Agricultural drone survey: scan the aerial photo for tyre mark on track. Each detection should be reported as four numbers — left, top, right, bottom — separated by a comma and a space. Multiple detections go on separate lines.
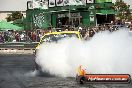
6, 68, 27, 88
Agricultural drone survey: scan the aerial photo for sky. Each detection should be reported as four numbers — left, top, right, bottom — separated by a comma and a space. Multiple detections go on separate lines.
0, 0, 132, 11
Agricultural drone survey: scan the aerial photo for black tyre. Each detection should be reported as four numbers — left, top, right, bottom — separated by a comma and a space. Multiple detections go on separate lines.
79, 76, 86, 84
76, 75, 86, 84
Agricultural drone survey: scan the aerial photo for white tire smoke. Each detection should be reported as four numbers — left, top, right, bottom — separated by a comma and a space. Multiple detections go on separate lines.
36, 30, 132, 77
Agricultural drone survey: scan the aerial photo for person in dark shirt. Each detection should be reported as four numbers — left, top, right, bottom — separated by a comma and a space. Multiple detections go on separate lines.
74, 19, 79, 27
89, 29, 95, 37
57, 20, 62, 28
0, 33, 4, 43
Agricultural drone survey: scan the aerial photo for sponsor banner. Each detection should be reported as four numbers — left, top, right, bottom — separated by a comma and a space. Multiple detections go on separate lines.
81, 0, 86, 5
64, 0, 83, 6
57, 12, 80, 18
87, 0, 94, 3
90, 15, 95, 22
63, 0, 69, 6
32, 0, 40, 8
85, 74, 131, 83
56, 0, 64, 6
49, 0, 55, 7
58, 13, 68, 18
96, 0, 112, 3
27, 1, 33, 9
32, 0, 48, 9
89, 5, 95, 9
33, 12, 50, 28
70, 12, 80, 17
40, 0, 48, 9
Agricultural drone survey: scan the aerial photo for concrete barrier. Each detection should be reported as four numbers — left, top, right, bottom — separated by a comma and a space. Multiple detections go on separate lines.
0, 42, 39, 48
0, 42, 38, 54
0, 48, 35, 55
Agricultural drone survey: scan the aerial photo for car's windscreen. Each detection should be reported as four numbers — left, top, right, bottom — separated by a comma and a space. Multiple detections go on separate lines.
40, 33, 78, 43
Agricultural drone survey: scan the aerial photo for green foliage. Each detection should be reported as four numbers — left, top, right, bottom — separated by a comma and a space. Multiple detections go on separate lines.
114, 0, 131, 20
6, 11, 23, 22
114, 0, 131, 21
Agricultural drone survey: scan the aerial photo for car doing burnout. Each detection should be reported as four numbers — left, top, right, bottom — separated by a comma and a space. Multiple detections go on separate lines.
34, 31, 81, 75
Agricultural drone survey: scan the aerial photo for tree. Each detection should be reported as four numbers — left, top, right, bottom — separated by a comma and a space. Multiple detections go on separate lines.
6, 11, 23, 22
114, 0, 131, 21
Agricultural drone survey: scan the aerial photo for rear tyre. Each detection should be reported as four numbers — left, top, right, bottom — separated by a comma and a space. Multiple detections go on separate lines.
79, 77, 85, 84
76, 75, 86, 84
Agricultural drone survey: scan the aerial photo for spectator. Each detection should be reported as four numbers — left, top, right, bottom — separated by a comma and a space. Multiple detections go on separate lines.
4, 32, 8, 42
32, 32, 36, 42
74, 19, 79, 27
20, 32, 25, 42
57, 20, 62, 28
0, 33, 4, 43
15, 33, 20, 42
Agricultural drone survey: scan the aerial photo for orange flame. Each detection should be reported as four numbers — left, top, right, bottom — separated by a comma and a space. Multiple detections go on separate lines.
77, 65, 86, 76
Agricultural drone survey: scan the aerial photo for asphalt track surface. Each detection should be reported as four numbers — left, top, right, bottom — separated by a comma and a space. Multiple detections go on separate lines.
0, 55, 132, 88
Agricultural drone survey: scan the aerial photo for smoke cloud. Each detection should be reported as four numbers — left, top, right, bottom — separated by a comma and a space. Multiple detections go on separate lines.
36, 29, 132, 77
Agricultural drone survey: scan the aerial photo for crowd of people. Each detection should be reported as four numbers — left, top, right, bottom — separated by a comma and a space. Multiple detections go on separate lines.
0, 23, 130, 43
0, 30, 48, 43
79, 24, 128, 40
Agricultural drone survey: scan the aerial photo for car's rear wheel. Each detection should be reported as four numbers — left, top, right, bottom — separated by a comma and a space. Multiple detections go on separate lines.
76, 75, 86, 84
